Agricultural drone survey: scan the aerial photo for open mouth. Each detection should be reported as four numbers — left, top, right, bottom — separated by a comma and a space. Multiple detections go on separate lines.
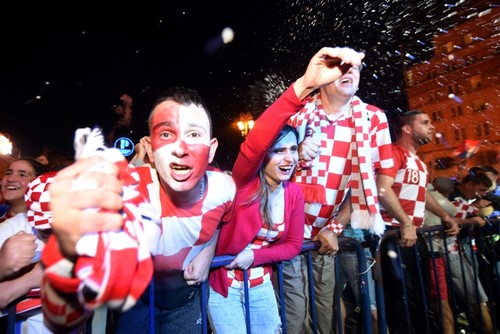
279, 165, 294, 173
170, 163, 192, 176
5, 185, 20, 190
340, 77, 353, 84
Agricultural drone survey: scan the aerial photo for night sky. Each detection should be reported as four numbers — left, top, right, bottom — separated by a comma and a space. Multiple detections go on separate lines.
0, 0, 492, 168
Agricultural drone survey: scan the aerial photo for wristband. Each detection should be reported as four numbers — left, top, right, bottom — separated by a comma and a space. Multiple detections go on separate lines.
327, 220, 345, 236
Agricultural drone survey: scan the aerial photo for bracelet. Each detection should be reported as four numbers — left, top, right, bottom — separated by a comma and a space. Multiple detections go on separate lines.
297, 159, 313, 171
327, 220, 345, 236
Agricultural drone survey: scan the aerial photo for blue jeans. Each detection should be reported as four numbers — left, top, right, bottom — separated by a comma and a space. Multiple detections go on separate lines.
208, 280, 282, 334
111, 285, 203, 334
337, 247, 377, 311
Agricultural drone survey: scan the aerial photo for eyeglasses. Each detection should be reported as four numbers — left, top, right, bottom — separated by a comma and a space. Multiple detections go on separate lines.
352, 63, 364, 72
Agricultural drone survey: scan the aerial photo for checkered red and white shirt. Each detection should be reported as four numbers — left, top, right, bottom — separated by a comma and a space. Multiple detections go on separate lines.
227, 222, 285, 288
448, 195, 478, 253
289, 94, 393, 238
136, 165, 235, 287
451, 196, 478, 219
379, 144, 428, 227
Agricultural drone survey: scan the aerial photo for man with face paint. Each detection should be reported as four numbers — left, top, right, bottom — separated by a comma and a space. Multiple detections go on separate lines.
41, 87, 236, 333
111, 87, 236, 333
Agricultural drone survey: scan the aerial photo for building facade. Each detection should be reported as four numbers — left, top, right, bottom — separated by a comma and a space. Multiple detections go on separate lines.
405, 5, 500, 180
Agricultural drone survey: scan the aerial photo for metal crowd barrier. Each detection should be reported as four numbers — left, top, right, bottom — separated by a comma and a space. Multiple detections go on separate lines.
6, 220, 500, 334
380, 221, 499, 334
203, 237, 375, 334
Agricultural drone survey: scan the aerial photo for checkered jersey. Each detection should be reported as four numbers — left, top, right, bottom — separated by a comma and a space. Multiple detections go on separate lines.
289, 94, 393, 238
228, 222, 285, 289
379, 144, 428, 227
136, 165, 235, 284
25, 171, 58, 229
451, 196, 478, 219
448, 196, 478, 254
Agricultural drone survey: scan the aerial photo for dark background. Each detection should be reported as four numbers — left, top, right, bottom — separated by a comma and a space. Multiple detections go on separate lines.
0, 0, 486, 169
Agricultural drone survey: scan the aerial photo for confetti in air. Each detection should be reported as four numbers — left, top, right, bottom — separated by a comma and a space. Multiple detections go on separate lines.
239, 0, 497, 123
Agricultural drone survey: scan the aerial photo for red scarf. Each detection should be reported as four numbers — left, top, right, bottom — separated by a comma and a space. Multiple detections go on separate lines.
33, 128, 160, 332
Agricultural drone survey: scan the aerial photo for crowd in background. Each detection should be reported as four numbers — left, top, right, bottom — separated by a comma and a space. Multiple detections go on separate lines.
0, 46, 499, 334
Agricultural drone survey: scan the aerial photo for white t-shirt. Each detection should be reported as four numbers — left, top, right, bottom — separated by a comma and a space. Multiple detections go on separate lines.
0, 212, 44, 259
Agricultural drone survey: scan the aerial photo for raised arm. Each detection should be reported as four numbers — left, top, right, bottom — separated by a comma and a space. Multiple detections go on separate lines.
293, 47, 365, 100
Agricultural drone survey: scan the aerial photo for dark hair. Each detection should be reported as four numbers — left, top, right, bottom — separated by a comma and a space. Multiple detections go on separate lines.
393, 110, 427, 137
274, 124, 299, 145
470, 166, 499, 176
461, 172, 492, 188
37, 149, 74, 171
15, 158, 48, 177
148, 86, 213, 137
253, 124, 299, 229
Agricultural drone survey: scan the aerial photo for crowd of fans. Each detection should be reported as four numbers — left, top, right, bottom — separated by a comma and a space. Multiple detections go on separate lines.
0, 46, 499, 334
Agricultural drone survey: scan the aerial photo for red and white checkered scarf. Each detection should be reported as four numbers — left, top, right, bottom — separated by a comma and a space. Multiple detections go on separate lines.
293, 96, 386, 235
350, 98, 385, 235
31, 128, 160, 331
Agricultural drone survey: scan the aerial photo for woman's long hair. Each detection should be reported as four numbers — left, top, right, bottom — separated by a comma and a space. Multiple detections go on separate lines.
248, 124, 299, 230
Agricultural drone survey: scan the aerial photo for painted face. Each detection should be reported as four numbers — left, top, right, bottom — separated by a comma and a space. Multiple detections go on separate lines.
1, 160, 37, 203
262, 132, 299, 190
149, 100, 217, 196
411, 113, 435, 144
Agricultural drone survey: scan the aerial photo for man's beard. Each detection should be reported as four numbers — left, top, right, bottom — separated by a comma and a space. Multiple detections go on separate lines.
414, 132, 431, 145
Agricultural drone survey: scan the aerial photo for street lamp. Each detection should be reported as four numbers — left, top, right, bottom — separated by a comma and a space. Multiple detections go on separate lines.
237, 112, 254, 137
0, 133, 12, 155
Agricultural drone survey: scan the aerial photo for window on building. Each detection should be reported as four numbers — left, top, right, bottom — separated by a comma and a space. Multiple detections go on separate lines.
463, 33, 473, 45
432, 110, 444, 122
450, 106, 463, 117
454, 127, 466, 142
475, 122, 490, 138
470, 74, 482, 90
447, 84, 461, 95
406, 70, 413, 86
483, 122, 490, 136
476, 124, 482, 137
466, 54, 478, 65
471, 99, 487, 112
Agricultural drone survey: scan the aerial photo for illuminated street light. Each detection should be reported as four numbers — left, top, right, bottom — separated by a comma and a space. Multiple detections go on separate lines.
0, 133, 12, 155
237, 112, 254, 137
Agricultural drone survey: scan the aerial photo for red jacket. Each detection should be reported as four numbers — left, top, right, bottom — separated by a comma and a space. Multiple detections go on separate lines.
209, 84, 305, 297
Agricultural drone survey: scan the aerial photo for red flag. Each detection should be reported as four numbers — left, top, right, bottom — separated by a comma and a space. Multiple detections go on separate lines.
453, 139, 482, 159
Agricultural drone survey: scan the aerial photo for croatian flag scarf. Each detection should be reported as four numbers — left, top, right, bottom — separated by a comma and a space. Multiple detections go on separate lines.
350, 98, 385, 236
29, 127, 160, 332
295, 95, 385, 235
